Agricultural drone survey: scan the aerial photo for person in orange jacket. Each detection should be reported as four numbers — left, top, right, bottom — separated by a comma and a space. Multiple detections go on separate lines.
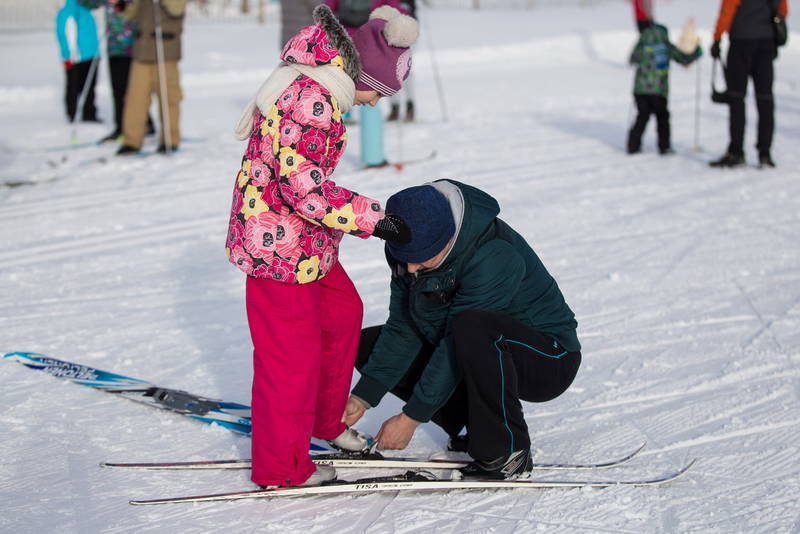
709, 0, 789, 168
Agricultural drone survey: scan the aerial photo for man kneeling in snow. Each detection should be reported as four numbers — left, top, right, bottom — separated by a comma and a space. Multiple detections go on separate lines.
342, 180, 582, 480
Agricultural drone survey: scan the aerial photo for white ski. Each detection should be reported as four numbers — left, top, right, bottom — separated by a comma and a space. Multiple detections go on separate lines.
128, 460, 696, 506
102, 443, 645, 471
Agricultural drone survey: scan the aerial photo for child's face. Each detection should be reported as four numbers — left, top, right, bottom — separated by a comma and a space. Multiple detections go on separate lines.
354, 89, 381, 107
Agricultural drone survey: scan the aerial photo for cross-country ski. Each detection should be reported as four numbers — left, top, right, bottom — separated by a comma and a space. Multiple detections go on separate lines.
128, 461, 696, 505
2, 351, 330, 452
101, 443, 645, 471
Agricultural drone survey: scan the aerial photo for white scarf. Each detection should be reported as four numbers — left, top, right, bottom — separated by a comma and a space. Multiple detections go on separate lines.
234, 63, 355, 140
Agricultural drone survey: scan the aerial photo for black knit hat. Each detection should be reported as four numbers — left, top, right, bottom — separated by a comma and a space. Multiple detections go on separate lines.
386, 185, 455, 264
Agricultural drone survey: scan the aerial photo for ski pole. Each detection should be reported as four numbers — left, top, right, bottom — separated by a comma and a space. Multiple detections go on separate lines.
693, 55, 702, 152
70, 7, 107, 145
420, 7, 447, 123
153, 0, 173, 153
71, 51, 102, 144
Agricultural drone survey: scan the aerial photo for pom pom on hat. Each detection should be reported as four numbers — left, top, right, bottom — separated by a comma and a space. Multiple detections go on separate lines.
370, 6, 419, 47
352, 7, 419, 97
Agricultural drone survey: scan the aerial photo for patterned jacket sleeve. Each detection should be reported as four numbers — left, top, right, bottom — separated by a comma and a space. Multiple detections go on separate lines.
272, 83, 384, 238
669, 41, 700, 66
629, 37, 645, 65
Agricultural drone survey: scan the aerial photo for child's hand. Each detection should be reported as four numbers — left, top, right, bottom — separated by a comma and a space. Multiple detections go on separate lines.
341, 395, 367, 426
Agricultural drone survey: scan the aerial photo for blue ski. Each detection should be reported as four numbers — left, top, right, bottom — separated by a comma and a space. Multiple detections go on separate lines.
3, 352, 332, 452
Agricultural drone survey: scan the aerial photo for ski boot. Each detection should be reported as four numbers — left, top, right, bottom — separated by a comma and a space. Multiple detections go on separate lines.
709, 152, 746, 168
327, 427, 373, 454
460, 449, 533, 480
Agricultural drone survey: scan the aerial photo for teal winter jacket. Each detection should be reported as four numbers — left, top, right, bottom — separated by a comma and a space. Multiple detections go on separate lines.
56, 0, 100, 62
352, 180, 580, 423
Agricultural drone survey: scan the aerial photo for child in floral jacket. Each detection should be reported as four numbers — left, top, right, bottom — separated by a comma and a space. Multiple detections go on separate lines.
227, 5, 417, 488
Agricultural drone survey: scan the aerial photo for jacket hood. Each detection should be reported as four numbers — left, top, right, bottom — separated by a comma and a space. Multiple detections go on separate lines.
280, 5, 361, 81
433, 179, 500, 266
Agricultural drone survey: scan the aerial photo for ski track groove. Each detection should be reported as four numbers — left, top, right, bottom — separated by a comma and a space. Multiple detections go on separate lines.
0, 215, 221, 269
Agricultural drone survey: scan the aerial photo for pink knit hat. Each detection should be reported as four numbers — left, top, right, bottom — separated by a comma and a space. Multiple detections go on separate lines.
351, 7, 419, 97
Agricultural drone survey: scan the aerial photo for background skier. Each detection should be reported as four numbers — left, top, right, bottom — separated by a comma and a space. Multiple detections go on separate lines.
79, 0, 155, 143
709, 0, 789, 168
279, 0, 321, 48
342, 180, 582, 480
55, 0, 101, 123
388, 0, 416, 122
324, 0, 406, 167
117, 0, 185, 155
627, 17, 702, 155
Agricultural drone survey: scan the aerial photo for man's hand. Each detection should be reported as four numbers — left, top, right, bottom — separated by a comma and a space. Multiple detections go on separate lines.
341, 395, 367, 427
63, 60, 74, 71
375, 413, 420, 450
711, 40, 721, 59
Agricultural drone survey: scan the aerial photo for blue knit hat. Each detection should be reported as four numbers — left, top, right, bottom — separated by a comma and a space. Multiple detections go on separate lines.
386, 185, 455, 264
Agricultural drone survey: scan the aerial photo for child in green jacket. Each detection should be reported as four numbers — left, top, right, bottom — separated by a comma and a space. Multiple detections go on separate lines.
627, 19, 702, 155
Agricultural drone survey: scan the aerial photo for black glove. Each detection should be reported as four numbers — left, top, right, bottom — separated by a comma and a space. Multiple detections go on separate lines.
711, 40, 721, 59
373, 214, 411, 243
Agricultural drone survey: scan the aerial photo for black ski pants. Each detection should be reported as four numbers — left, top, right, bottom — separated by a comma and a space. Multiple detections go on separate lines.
109, 56, 154, 136
627, 94, 670, 153
725, 38, 776, 157
356, 309, 581, 461
64, 59, 98, 122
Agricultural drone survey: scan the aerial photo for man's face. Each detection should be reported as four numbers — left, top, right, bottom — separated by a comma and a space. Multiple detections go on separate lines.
406, 246, 450, 274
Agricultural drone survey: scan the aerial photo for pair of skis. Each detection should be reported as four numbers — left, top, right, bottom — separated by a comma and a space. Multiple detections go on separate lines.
104, 445, 696, 506
4, 352, 696, 504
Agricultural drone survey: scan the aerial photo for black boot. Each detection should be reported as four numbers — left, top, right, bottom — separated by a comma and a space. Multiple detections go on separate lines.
99, 130, 121, 143
404, 101, 415, 122
116, 144, 139, 155
157, 143, 179, 154
460, 449, 532, 480
758, 152, 776, 169
387, 103, 400, 122
709, 152, 746, 168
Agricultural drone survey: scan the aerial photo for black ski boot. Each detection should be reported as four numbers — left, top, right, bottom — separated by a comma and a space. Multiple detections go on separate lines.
709, 152, 746, 168
460, 449, 533, 480
116, 144, 140, 156
758, 153, 776, 168
404, 101, 415, 122
387, 103, 400, 121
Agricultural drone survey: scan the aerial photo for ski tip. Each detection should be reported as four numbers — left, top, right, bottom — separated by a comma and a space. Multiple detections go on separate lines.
680, 458, 698, 474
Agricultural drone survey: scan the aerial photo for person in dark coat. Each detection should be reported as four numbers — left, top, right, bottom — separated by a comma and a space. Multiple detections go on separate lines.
709, 0, 789, 168
342, 180, 582, 480
280, 0, 321, 48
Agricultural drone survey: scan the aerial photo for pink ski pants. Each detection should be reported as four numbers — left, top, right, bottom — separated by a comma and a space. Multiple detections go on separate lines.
245, 261, 363, 486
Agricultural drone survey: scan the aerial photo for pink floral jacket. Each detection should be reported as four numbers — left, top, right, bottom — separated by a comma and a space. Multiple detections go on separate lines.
226, 24, 383, 284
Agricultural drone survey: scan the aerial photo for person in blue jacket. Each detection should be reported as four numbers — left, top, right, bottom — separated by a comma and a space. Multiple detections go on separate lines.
56, 0, 101, 122
341, 180, 582, 480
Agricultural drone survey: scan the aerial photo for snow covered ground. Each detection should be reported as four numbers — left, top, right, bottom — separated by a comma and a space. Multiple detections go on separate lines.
1, 1, 799, 532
